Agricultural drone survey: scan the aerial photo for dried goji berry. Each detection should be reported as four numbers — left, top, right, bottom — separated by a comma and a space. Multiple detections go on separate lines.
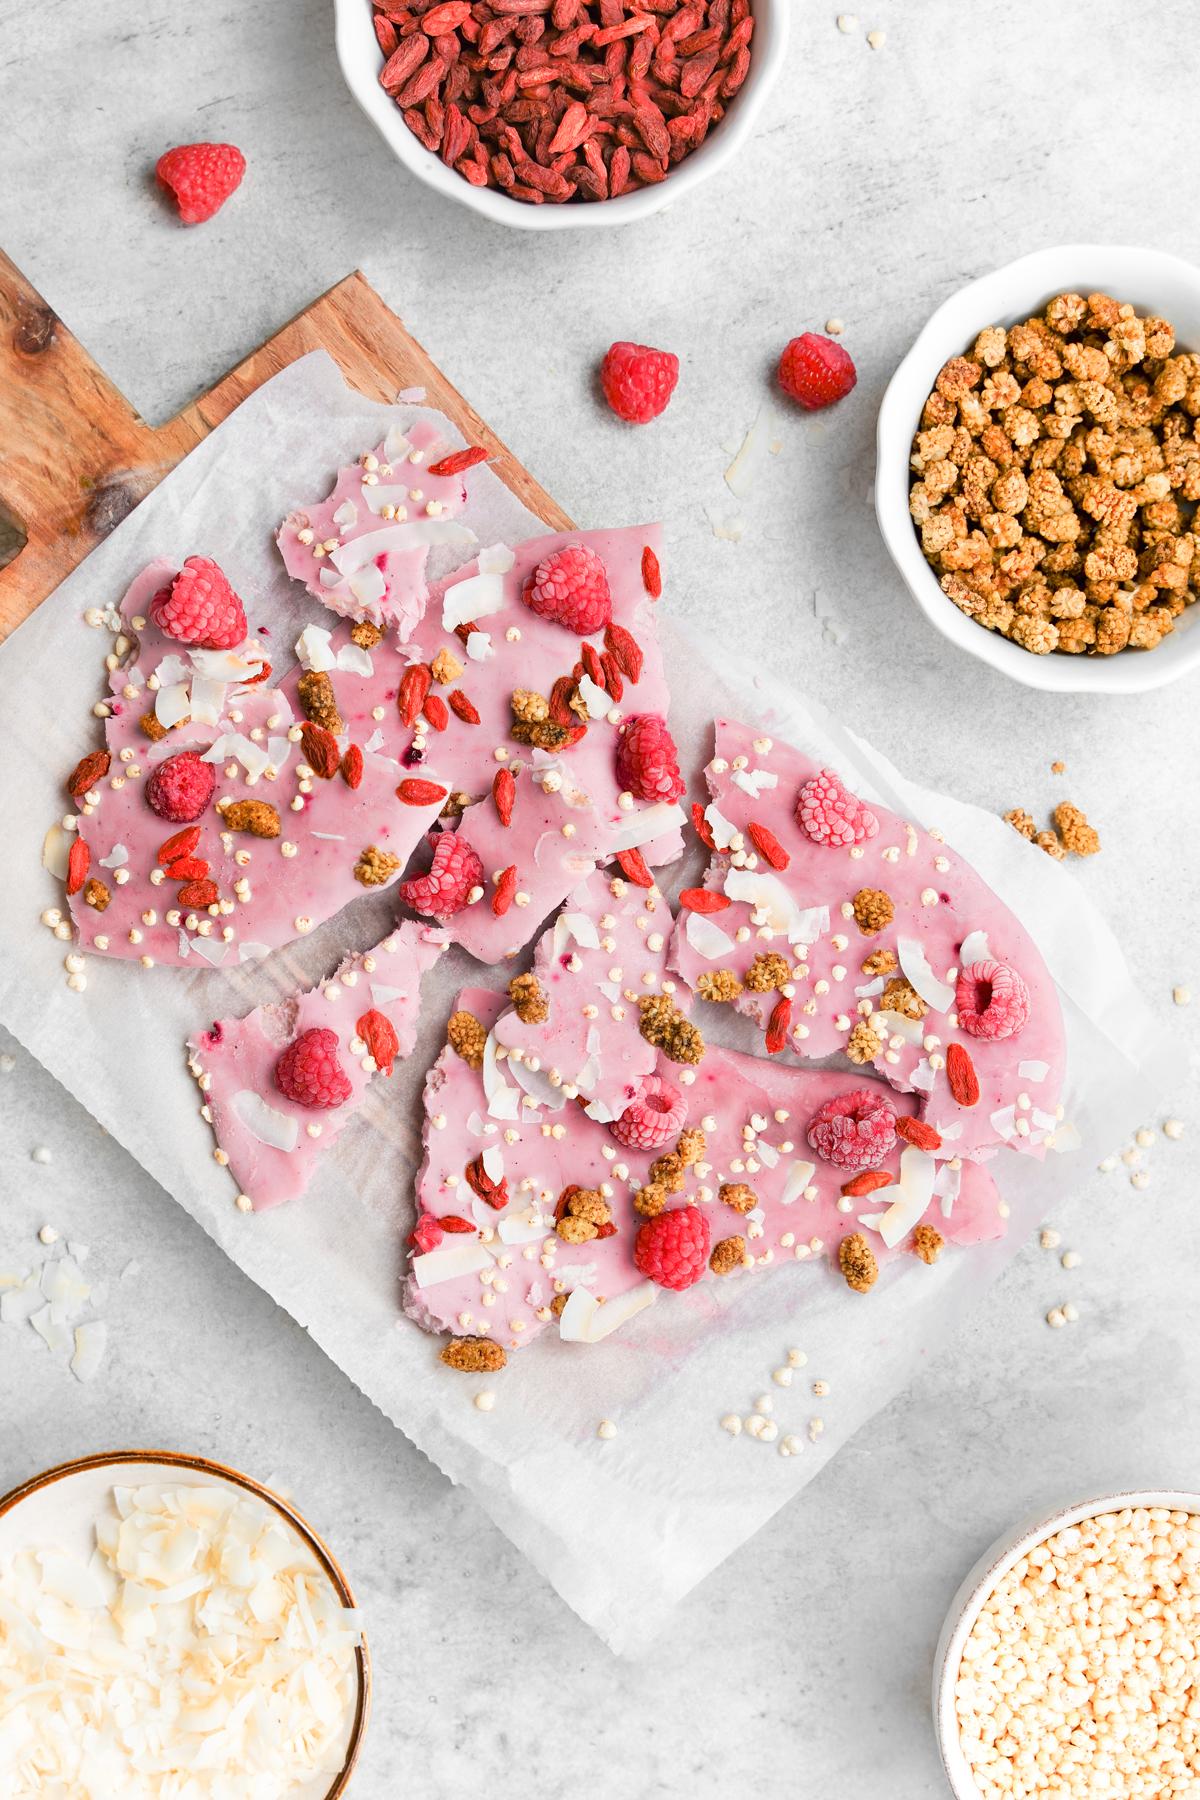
158, 826, 201, 867
67, 750, 110, 798
399, 663, 432, 728
764, 996, 791, 1054
178, 879, 219, 908
895, 1116, 942, 1152
604, 621, 643, 682
341, 744, 364, 789
427, 445, 490, 477
423, 692, 450, 732
641, 544, 662, 596
300, 722, 340, 779
448, 688, 481, 724
691, 800, 715, 851
840, 1169, 894, 1199
678, 887, 729, 913
438, 1214, 477, 1233
616, 847, 653, 887
357, 1007, 400, 1075
946, 1042, 980, 1107
66, 837, 89, 896
167, 856, 210, 882
493, 765, 516, 825
397, 777, 450, 806
492, 864, 518, 915
747, 821, 790, 871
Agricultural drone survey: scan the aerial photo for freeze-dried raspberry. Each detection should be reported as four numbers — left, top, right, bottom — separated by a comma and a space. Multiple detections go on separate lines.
600, 341, 680, 424
634, 1206, 711, 1291
145, 751, 216, 823
156, 142, 246, 225
148, 556, 247, 648
955, 959, 1031, 1041
410, 1212, 444, 1254
399, 832, 483, 920
524, 543, 612, 634
795, 768, 879, 848
614, 713, 684, 804
777, 333, 857, 411
807, 1087, 896, 1170
610, 1073, 687, 1152
275, 1027, 353, 1109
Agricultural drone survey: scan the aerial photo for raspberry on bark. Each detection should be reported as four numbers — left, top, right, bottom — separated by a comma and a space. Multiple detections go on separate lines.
145, 752, 216, 824
807, 1088, 896, 1170
148, 557, 247, 649
275, 1028, 353, 1109
634, 1206, 711, 1291
610, 1073, 687, 1152
398, 832, 484, 921
614, 713, 684, 804
523, 544, 612, 634
795, 768, 879, 848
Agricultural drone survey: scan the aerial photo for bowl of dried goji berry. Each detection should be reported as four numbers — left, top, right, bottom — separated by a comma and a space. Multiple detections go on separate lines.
335, 0, 788, 228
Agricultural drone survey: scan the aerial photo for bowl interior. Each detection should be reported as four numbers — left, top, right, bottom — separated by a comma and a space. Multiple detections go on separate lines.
934, 1487, 1200, 1800
0, 1450, 369, 1799
335, 0, 788, 230
877, 245, 1200, 693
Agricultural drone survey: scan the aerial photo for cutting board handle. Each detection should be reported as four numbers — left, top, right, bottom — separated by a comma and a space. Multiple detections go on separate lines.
0, 254, 569, 643
0, 250, 161, 636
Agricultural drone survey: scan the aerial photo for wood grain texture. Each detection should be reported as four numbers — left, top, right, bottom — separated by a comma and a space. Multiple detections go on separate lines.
0, 253, 571, 641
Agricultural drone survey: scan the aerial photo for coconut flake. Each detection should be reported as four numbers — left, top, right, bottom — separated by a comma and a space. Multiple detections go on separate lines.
897, 937, 955, 1013
553, 910, 602, 957
781, 1159, 816, 1205
481, 1144, 505, 1183
557, 1287, 600, 1341
333, 500, 358, 531
465, 630, 492, 661
1018, 1059, 1049, 1082
609, 801, 685, 854
98, 844, 129, 870
412, 1240, 494, 1288
41, 824, 72, 880
585, 1282, 658, 1342
577, 673, 610, 718
731, 767, 778, 799
959, 929, 992, 965
497, 1213, 548, 1245
361, 483, 412, 518
704, 803, 738, 849
990, 1105, 1017, 1141
231, 1091, 300, 1154
154, 682, 191, 729
331, 520, 476, 577
294, 625, 337, 672
724, 400, 775, 499
934, 1159, 962, 1217
910, 1057, 936, 1094
336, 642, 374, 677
874, 1147, 936, 1247
877, 1009, 925, 1044
384, 423, 412, 459
70, 1319, 108, 1383
188, 676, 227, 727
1046, 1120, 1082, 1153
482, 1033, 521, 1120
686, 910, 735, 960
348, 563, 387, 611
238, 942, 271, 962
190, 936, 231, 968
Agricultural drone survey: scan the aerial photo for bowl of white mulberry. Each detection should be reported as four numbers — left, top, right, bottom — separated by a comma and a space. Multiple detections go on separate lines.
876, 246, 1200, 693
934, 1491, 1200, 1800
334, 0, 788, 229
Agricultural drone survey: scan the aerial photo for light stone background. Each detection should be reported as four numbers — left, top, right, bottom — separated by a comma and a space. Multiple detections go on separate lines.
3, 1, 1200, 1794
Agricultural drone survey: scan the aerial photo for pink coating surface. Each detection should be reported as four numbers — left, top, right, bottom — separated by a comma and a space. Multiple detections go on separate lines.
64, 564, 446, 970
278, 521, 683, 964
276, 419, 474, 631
670, 720, 1069, 1163
188, 922, 445, 1210
401, 876, 1003, 1354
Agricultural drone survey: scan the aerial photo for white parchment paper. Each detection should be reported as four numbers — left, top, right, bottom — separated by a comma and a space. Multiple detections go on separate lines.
0, 355, 1174, 1654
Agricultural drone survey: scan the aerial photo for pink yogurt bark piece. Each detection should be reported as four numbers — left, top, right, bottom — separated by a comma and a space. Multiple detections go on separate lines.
403, 524, 684, 961
58, 562, 449, 970
401, 881, 1002, 1357
278, 523, 684, 964
276, 418, 477, 634
188, 922, 445, 1210
670, 720, 1068, 1164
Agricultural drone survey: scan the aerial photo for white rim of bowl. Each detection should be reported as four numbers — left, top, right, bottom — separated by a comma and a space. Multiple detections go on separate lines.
334, 0, 790, 231
933, 1486, 1200, 1800
876, 243, 1200, 694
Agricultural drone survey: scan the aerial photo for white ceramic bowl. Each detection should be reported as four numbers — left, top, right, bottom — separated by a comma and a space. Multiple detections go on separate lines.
334, 0, 788, 231
933, 1487, 1200, 1798
876, 245, 1200, 694
0, 1449, 371, 1798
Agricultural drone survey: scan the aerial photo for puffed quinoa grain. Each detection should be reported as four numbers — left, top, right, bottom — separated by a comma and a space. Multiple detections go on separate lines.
912, 293, 1200, 657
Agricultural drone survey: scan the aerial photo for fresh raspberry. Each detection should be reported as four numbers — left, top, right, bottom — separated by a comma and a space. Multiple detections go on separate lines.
777, 333, 857, 411
634, 1206, 711, 1290
524, 543, 612, 635
614, 713, 685, 804
795, 768, 879, 848
398, 831, 483, 920
275, 1027, 353, 1110
145, 751, 216, 823
807, 1087, 896, 1170
955, 959, 1031, 1041
149, 557, 247, 649
600, 341, 680, 424
156, 142, 246, 225
610, 1074, 687, 1152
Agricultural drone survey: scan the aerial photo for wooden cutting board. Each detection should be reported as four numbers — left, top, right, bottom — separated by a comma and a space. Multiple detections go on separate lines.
0, 251, 571, 642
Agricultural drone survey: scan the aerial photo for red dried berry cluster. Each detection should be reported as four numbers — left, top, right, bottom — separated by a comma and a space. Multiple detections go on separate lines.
371, 0, 754, 205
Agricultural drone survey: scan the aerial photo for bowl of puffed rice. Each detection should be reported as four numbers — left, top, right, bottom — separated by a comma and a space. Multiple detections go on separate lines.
933, 1490, 1200, 1800
877, 245, 1200, 694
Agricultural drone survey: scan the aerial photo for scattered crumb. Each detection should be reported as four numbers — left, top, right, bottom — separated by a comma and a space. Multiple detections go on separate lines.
866, 27, 885, 48
0, 1053, 15, 1074
826, 317, 845, 336
1173, 985, 1191, 1006
836, 12, 858, 31
1039, 1227, 1061, 1250
441, 1336, 507, 1373
1163, 1117, 1184, 1140
911, 1222, 944, 1264
1051, 760, 1065, 774
1053, 802, 1101, 857
597, 1418, 617, 1440
1061, 1250, 1081, 1270
838, 1231, 878, 1293
473, 1389, 497, 1411
31, 1146, 52, 1166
